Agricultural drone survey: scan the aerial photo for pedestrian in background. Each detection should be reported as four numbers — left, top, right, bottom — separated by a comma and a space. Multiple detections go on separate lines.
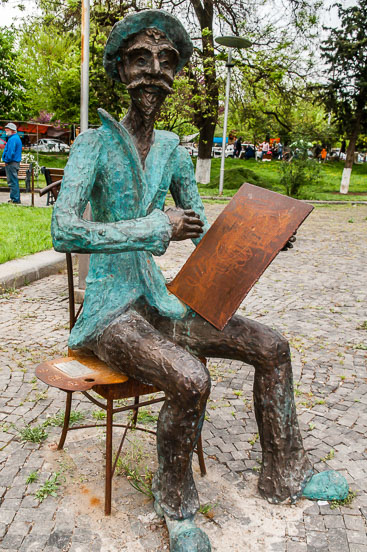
320, 147, 327, 163
2, 123, 22, 204
234, 136, 242, 158
261, 140, 270, 160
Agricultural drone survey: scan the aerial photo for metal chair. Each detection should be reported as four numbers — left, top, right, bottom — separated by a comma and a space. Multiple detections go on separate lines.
36, 181, 207, 515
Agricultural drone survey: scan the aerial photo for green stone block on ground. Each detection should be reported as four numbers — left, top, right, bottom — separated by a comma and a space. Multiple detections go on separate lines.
302, 470, 349, 501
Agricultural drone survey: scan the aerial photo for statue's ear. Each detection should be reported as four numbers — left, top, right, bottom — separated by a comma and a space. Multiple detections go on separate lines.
117, 60, 127, 84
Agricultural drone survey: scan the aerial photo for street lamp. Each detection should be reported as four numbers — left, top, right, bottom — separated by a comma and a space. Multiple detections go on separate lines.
215, 36, 251, 195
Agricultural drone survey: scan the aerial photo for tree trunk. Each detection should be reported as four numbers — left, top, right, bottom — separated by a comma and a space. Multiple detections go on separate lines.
340, 110, 362, 194
195, 116, 216, 183
191, 0, 218, 185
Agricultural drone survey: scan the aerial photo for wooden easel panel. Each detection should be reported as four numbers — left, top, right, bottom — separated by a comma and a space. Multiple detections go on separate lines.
168, 182, 313, 330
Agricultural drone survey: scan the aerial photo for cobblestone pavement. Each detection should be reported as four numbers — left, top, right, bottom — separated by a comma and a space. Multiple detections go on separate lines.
0, 204, 367, 552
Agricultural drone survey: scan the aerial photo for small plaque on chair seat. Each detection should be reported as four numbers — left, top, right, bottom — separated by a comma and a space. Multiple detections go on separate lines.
54, 360, 96, 378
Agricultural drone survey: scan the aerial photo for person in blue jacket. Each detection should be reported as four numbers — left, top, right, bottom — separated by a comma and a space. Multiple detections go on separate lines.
2, 122, 22, 204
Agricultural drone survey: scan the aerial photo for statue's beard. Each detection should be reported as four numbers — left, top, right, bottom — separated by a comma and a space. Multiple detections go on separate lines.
129, 86, 168, 122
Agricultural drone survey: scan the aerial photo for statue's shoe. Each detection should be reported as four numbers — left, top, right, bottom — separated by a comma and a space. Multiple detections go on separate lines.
154, 501, 211, 552
302, 470, 349, 501
167, 519, 211, 552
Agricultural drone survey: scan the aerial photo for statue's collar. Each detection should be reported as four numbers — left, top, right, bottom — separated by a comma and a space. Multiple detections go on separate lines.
97, 108, 179, 152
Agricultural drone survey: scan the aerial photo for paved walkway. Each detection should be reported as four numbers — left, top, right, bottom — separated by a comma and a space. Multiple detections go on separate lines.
0, 204, 367, 551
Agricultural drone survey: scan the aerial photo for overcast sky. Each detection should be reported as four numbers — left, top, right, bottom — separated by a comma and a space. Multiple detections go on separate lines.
0, 0, 358, 31
1, 0, 39, 27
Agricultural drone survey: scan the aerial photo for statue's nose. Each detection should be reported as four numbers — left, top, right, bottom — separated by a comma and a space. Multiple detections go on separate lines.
150, 54, 161, 76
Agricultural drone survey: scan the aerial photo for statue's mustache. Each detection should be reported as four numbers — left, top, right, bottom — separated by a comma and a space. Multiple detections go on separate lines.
127, 77, 173, 94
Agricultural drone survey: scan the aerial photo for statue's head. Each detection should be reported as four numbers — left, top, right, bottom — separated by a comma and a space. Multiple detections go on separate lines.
104, 10, 193, 116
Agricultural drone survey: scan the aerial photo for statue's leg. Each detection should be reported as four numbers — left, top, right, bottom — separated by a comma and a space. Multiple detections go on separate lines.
88, 309, 211, 520
141, 307, 313, 503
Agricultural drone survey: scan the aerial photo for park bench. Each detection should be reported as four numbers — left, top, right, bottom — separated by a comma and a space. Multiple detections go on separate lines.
0, 162, 34, 194
40, 166, 64, 206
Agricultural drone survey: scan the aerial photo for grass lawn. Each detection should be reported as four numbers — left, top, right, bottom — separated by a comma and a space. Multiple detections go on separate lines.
0, 204, 52, 264
1, 152, 366, 265
197, 158, 367, 201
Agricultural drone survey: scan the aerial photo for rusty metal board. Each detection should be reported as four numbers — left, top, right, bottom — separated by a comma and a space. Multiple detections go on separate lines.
168, 182, 313, 330
36, 350, 128, 392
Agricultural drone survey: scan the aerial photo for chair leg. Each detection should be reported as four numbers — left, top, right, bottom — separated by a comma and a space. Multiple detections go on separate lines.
132, 396, 139, 427
58, 391, 73, 450
105, 398, 113, 515
197, 433, 206, 476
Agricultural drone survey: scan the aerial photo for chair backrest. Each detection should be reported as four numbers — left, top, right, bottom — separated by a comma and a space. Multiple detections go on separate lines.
41, 166, 64, 186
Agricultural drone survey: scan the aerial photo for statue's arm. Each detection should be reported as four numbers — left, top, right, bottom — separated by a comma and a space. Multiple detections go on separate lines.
51, 131, 172, 256
169, 146, 210, 245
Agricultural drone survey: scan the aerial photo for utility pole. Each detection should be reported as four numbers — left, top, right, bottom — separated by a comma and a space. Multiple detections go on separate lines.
77, 0, 90, 300
215, 36, 251, 196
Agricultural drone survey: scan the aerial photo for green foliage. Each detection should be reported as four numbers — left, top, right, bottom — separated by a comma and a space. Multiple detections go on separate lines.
17, 0, 130, 123
26, 471, 39, 484
156, 75, 198, 137
34, 472, 62, 502
18, 28, 81, 122
321, 449, 335, 462
115, 437, 153, 498
92, 410, 107, 420
321, 1, 367, 136
129, 408, 159, 425
199, 502, 217, 519
0, 28, 28, 119
280, 155, 321, 198
43, 410, 85, 427
248, 433, 259, 446
19, 425, 48, 443
330, 490, 356, 510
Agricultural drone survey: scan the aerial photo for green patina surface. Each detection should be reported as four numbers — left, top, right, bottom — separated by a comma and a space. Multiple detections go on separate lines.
302, 470, 349, 501
51, 108, 209, 349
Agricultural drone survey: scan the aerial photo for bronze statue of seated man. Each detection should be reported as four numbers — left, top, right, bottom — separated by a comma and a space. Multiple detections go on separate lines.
52, 10, 314, 551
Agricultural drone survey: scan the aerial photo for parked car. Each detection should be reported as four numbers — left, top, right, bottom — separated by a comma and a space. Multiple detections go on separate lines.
0, 138, 6, 150
31, 138, 70, 153
211, 144, 234, 158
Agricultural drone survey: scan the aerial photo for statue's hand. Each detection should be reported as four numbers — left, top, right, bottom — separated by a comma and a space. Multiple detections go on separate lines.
281, 231, 297, 251
165, 208, 204, 241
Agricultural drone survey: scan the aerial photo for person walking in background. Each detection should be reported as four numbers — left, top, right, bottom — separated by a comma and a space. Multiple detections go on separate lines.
320, 147, 327, 163
278, 141, 283, 160
2, 123, 22, 204
234, 136, 242, 158
261, 140, 270, 160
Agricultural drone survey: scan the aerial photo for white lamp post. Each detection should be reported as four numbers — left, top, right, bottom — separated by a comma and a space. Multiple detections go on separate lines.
78, 0, 91, 298
215, 36, 251, 196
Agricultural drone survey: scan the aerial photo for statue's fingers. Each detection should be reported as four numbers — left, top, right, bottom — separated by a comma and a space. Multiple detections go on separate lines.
183, 209, 197, 217
184, 231, 202, 239
183, 221, 203, 232
184, 215, 204, 226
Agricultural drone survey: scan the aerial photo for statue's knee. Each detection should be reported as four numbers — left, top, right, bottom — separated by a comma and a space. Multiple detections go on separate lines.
258, 329, 290, 366
179, 361, 211, 408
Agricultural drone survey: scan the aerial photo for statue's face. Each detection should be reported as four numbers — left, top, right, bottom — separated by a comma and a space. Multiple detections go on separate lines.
118, 28, 179, 117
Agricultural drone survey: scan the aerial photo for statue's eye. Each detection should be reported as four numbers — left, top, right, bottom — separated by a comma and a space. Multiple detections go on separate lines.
161, 60, 170, 69
137, 57, 147, 66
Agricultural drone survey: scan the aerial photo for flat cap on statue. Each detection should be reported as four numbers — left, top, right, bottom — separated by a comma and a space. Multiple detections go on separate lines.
103, 9, 193, 82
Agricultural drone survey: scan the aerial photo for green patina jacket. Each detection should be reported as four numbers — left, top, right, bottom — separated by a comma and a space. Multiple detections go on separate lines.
52, 109, 209, 349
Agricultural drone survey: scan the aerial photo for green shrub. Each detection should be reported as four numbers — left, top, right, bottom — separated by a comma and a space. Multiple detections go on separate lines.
280, 157, 321, 198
